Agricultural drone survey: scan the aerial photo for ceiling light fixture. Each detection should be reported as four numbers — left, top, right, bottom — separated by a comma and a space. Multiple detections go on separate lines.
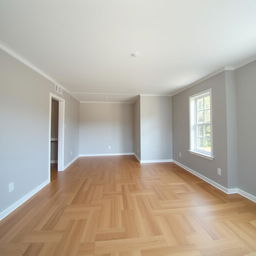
130, 51, 141, 57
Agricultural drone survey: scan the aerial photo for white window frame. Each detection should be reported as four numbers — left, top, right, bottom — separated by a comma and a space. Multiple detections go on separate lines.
189, 89, 214, 160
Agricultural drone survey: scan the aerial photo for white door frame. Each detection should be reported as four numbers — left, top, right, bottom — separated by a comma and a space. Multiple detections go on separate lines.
49, 93, 65, 178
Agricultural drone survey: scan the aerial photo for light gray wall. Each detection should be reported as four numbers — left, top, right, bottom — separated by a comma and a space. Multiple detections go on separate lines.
140, 96, 172, 161
79, 103, 134, 155
0, 49, 79, 212
225, 71, 238, 188
64, 94, 79, 163
172, 72, 229, 187
133, 96, 141, 159
235, 60, 256, 196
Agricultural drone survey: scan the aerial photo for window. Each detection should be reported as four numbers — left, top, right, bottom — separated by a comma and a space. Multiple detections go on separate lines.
190, 89, 213, 159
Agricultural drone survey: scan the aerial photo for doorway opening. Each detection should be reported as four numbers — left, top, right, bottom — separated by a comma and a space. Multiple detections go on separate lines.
49, 93, 65, 181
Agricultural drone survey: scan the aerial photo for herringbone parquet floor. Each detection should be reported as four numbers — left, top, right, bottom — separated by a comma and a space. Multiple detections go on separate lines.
0, 156, 256, 256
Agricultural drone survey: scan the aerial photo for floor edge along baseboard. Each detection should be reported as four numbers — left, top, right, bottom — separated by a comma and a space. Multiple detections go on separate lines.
173, 160, 256, 203
140, 159, 173, 164
79, 153, 134, 157
1, 158, 255, 222
0, 179, 50, 221
63, 155, 80, 170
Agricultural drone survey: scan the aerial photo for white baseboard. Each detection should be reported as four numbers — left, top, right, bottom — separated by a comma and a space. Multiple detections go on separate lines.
2, 158, 254, 223
0, 179, 50, 221
0, 155, 78, 221
140, 159, 173, 164
173, 160, 256, 203
78, 154, 173, 165
63, 155, 79, 170
133, 154, 172, 164
79, 153, 134, 157
134, 153, 141, 163
238, 188, 256, 203
227, 188, 239, 194
173, 160, 232, 194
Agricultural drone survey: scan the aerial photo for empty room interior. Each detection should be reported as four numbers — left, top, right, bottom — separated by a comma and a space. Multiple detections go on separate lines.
1, 1, 256, 255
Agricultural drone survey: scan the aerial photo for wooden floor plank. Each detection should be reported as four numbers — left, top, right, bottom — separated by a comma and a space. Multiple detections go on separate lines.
0, 156, 256, 255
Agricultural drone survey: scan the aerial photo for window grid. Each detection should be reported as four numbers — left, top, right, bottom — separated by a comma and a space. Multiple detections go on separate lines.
190, 90, 213, 158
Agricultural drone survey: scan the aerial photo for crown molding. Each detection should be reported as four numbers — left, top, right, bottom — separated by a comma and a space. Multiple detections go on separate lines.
1, 40, 256, 101
139, 94, 171, 97
170, 68, 227, 97
72, 92, 137, 103
170, 55, 256, 97
231, 55, 256, 70
72, 91, 136, 96
0, 41, 78, 98
80, 101, 134, 104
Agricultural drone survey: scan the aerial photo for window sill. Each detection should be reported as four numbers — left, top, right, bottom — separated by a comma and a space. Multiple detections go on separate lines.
188, 150, 214, 160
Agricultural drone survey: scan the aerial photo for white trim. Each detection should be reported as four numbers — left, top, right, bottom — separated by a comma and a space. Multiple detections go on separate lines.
57, 99, 65, 171
171, 68, 226, 96
134, 153, 141, 163
49, 93, 65, 176
173, 160, 256, 203
0, 41, 80, 102
0, 41, 69, 94
63, 155, 79, 170
140, 94, 172, 97
189, 89, 213, 159
173, 160, 231, 194
1, 40, 256, 100
0, 179, 49, 221
72, 92, 136, 95
80, 101, 134, 104
188, 150, 214, 160
171, 55, 256, 97
231, 55, 256, 70
1, 159, 254, 222
189, 88, 212, 99
79, 153, 134, 157
228, 188, 239, 194
72, 92, 136, 103
79, 153, 172, 163
238, 189, 256, 203
140, 159, 173, 164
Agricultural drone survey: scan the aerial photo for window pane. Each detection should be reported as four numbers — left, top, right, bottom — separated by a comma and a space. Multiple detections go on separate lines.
204, 136, 212, 153
197, 98, 204, 110
205, 125, 211, 136
197, 125, 204, 137
197, 111, 204, 123
205, 110, 210, 123
190, 90, 212, 156
204, 95, 210, 109
195, 124, 212, 153
197, 136, 211, 153
197, 137, 204, 148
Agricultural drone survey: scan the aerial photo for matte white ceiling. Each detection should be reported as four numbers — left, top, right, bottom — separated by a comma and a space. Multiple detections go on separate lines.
1, 0, 256, 102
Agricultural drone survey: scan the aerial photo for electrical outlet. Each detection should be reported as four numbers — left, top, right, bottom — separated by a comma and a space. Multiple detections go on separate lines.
217, 168, 222, 176
108, 145, 111, 150
9, 182, 14, 192
179, 152, 182, 158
